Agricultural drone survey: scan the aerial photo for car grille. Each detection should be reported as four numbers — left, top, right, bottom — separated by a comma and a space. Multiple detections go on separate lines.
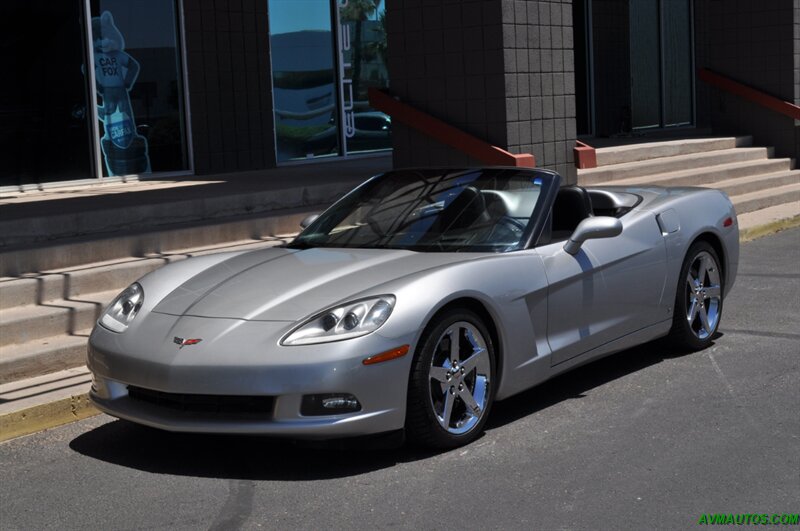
127, 386, 274, 415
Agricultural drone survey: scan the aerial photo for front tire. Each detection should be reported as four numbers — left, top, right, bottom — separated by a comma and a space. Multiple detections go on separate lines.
406, 308, 496, 449
668, 241, 724, 351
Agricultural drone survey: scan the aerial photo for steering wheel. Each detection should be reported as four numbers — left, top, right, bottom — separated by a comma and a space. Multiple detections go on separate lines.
484, 216, 525, 244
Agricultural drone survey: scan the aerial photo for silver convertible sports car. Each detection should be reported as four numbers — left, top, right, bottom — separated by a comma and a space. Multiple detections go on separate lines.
88, 168, 739, 448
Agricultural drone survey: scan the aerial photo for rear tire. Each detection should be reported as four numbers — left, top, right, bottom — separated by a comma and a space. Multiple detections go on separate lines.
668, 241, 724, 351
406, 308, 496, 449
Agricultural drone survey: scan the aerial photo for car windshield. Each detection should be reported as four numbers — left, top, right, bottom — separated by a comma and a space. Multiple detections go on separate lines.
290, 168, 556, 252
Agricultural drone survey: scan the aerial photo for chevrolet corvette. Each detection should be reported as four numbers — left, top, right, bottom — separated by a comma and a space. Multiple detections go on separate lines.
88, 167, 738, 448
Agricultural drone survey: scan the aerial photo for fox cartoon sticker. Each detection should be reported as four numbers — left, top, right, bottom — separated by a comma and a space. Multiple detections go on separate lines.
90, 11, 150, 176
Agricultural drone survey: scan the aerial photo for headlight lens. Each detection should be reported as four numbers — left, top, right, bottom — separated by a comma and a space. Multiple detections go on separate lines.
99, 283, 144, 333
282, 295, 396, 345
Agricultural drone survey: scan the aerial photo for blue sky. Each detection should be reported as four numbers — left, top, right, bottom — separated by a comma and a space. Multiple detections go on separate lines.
269, 0, 385, 35
269, 0, 333, 34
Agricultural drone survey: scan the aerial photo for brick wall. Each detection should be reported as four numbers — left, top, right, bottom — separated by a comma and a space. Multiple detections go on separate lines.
386, 0, 578, 183
183, 0, 276, 174
695, 0, 799, 159
501, 0, 577, 183
386, 0, 507, 168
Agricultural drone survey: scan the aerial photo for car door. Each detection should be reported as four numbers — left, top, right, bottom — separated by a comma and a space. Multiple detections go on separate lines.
538, 211, 668, 366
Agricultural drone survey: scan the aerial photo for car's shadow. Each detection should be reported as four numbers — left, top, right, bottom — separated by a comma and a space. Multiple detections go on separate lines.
69, 336, 713, 480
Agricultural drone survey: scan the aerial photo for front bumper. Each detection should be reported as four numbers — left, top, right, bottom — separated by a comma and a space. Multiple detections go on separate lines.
87, 315, 415, 438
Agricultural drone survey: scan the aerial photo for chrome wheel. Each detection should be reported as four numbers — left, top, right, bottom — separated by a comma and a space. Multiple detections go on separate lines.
685, 250, 722, 340
427, 321, 491, 435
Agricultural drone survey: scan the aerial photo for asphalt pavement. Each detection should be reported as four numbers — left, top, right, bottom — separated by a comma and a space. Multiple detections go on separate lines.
1, 228, 798, 530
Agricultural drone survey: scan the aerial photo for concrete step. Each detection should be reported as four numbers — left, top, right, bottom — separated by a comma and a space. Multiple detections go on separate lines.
578, 147, 772, 185
0, 366, 91, 416
0, 238, 290, 383
0, 290, 116, 347
594, 136, 753, 166
0, 366, 96, 443
581, 158, 793, 188
0, 237, 285, 310
0, 155, 387, 249
730, 183, 800, 215
0, 208, 304, 277
0, 331, 90, 384
711, 171, 800, 197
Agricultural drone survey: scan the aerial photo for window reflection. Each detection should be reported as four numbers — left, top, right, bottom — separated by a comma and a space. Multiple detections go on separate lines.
338, 0, 391, 154
269, 0, 339, 162
268, 0, 390, 162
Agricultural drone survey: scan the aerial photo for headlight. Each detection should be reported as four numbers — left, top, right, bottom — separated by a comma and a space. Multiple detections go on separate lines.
282, 295, 396, 346
99, 283, 144, 333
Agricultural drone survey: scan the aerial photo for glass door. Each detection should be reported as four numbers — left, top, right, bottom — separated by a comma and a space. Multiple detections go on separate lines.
629, 0, 693, 130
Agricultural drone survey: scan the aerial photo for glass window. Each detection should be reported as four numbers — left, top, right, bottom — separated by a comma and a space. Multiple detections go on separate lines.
337, 0, 391, 154
269, 0, 340, 162
89, 0, 189, 176
268, 0, 391, 163
0, 2, 96, 187
630, 0, 662, 130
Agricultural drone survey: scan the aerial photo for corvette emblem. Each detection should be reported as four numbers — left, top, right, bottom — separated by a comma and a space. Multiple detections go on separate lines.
173, 337, 202, 349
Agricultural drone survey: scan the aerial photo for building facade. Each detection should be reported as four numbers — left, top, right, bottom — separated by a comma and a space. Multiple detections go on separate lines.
1, 0, 797, 190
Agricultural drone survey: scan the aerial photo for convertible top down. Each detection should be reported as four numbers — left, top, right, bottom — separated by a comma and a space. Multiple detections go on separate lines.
88, 168, 738, 448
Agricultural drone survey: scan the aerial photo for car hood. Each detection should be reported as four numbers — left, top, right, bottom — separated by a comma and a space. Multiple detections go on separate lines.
151, 247, 474, 321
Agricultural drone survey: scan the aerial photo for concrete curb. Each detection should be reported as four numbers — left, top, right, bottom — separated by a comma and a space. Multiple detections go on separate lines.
739, 215, 800, 242
1, 219, 797, 443
0, 393, 99, 443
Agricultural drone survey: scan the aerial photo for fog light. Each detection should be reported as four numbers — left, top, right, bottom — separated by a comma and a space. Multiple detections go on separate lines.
322, 397, 359, 409
300, 393, 361, 416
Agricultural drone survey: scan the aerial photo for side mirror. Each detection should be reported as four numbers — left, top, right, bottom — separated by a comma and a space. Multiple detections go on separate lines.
563, 216, 623, 255
300, 214, 320, 229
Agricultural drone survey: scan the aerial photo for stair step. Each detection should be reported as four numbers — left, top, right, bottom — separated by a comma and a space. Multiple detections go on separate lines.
730, 183, 800, 215
0, 158, 381, 250
578, 147, 772, 184
594, 136, 753, 166
0, 332, 90, 384
0, 209, 303, 278
0, 290, 117, 347
581, 158, 792, 188
0, 366, 92, 417
711, 171, 800, 197
0, 238, 294, 384
0, 237, 284, 311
